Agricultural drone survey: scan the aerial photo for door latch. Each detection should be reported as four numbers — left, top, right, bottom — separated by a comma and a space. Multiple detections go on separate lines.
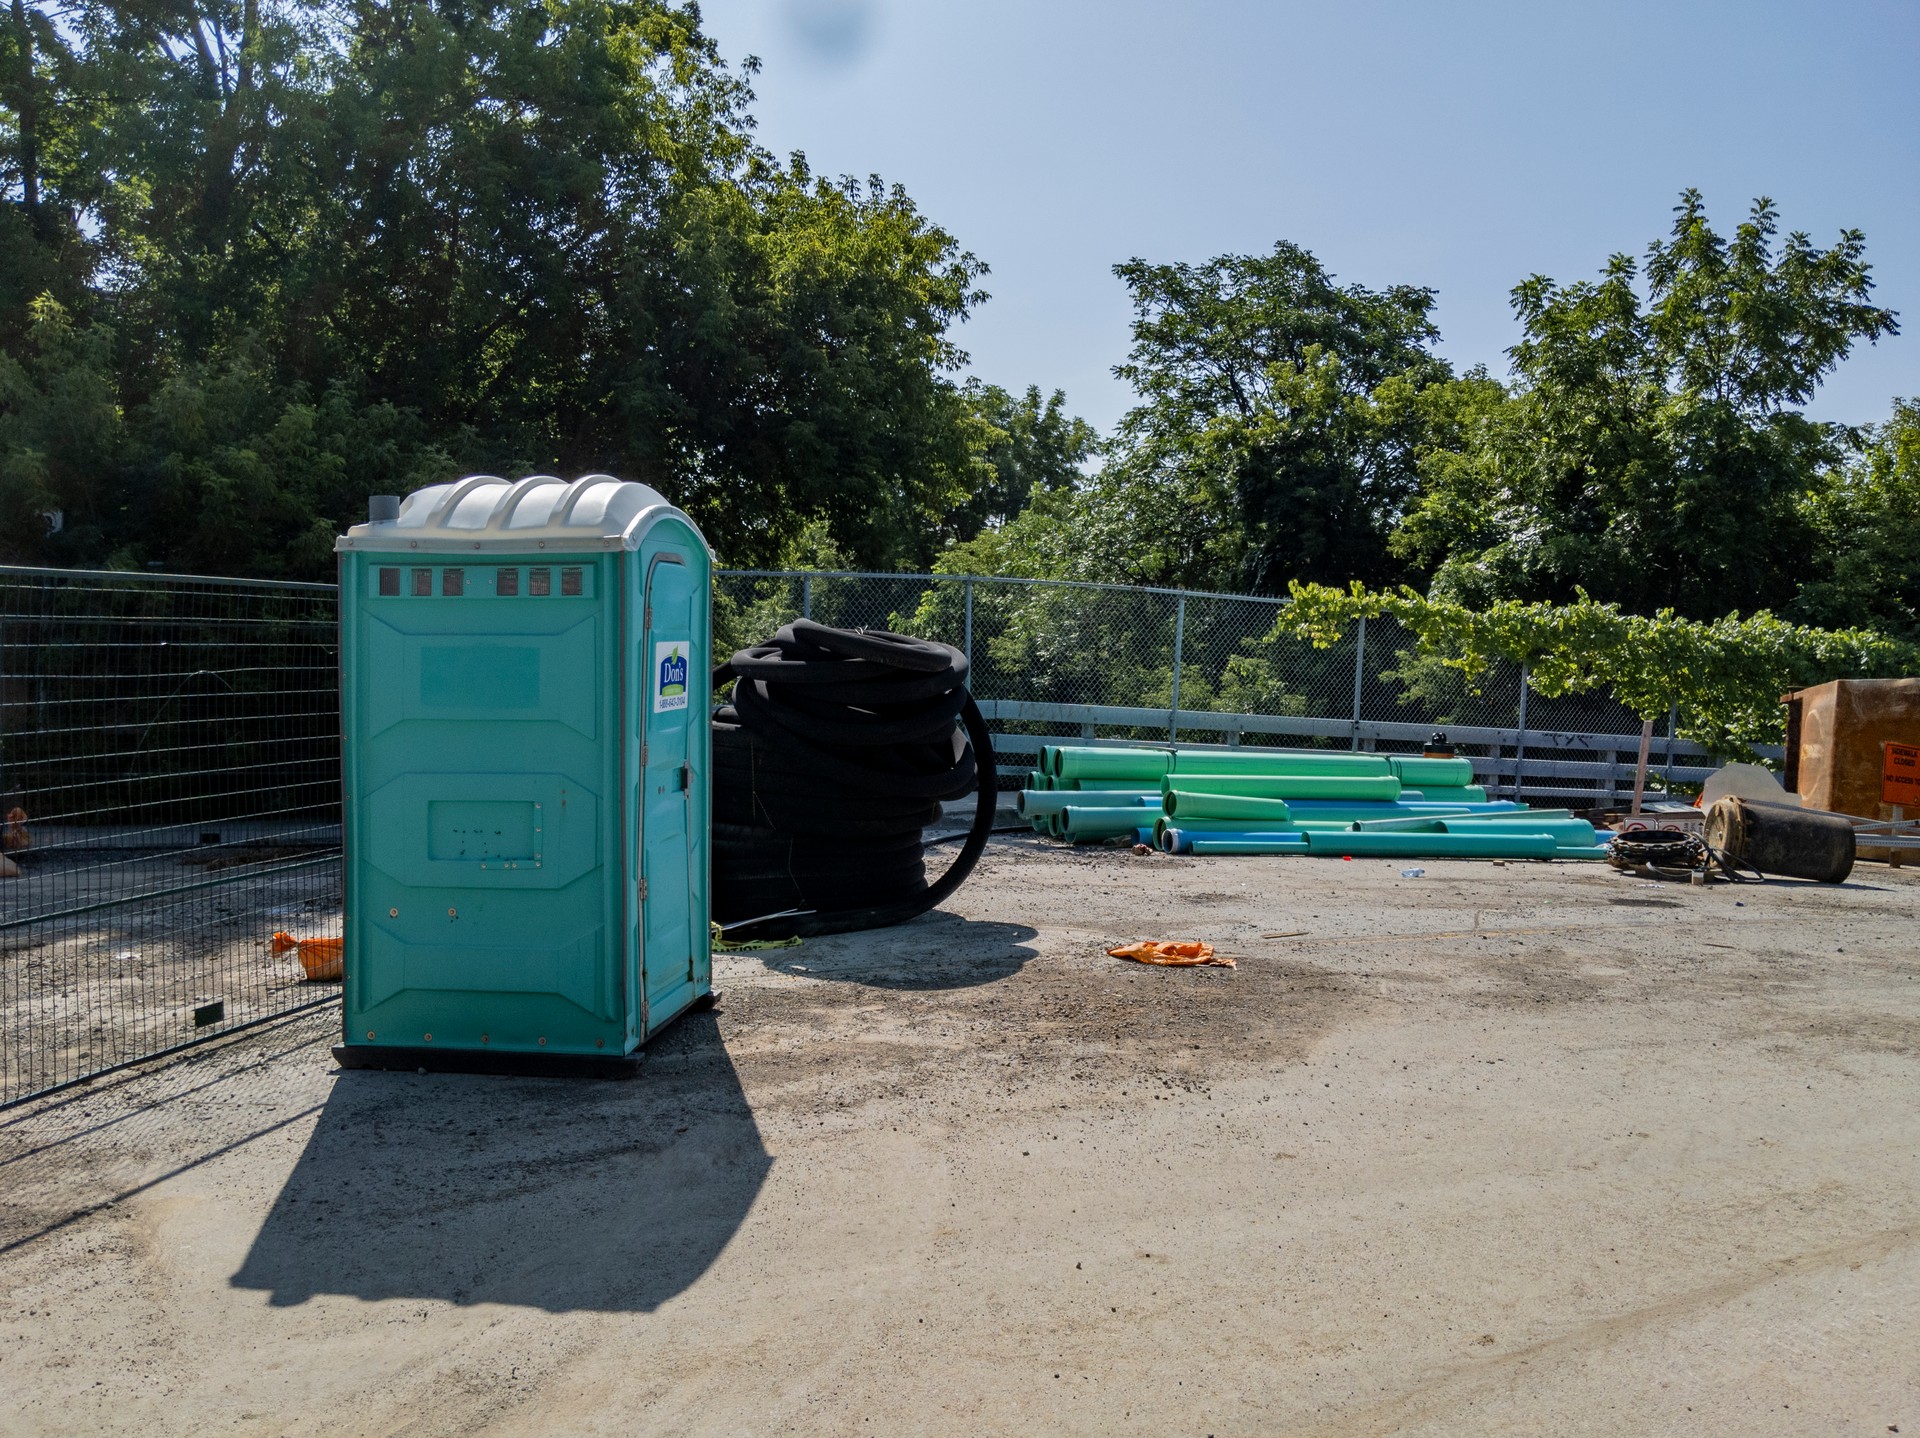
678, 764, 692, 792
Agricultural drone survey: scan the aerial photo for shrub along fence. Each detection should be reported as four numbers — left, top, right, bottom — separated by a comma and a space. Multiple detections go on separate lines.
4, 562, 1795, 1107
717, 570, 1758, 804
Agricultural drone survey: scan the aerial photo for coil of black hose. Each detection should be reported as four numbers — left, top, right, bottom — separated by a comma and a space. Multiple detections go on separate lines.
711, 618, 997, 939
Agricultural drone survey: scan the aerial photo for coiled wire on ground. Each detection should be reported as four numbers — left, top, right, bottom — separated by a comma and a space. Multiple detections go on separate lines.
711, 619, 996, 939
1606, 828, 1764, 883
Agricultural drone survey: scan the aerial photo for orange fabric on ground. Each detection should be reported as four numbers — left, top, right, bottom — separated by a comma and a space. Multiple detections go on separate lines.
273, 931, 344, 981
3, 807, 29, 852
1106, 940, 1233, 968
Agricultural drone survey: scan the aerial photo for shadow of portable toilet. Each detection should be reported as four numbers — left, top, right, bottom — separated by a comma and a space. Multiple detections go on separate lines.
332, 474, 712, 1076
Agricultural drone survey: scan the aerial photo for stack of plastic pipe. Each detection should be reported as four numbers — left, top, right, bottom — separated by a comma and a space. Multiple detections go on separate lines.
1022, 742, 1608, 860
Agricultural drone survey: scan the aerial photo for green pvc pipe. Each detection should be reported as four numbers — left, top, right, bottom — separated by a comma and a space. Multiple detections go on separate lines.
1169, 804, 1472, 829
1017, 790, 1155, 818
1436, 817, 1598, 845
1052, 747, 1172, 781
1064, 778, 1165, 791
1440, 808, 1572, 823
1274, 803, 1478, 822
1554, 844, 1613, 860
1190, 837, 1313, 855
1301, 829, 1559, 859
1163, 791, 1296, 823
1163, 774, 1401, 803
1386, 756, 1476, 787
1350, 808, 1572, 833
1398, 786, 1488, 803
1171, 750, 1391, 778
1061, 806, 1155, 842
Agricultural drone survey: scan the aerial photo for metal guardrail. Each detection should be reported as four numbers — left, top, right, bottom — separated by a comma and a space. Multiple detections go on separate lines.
3, 561, 1788, 1106
978, 702, 1741, 806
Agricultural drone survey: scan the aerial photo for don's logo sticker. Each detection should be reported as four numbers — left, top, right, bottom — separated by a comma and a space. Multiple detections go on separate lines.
653, 641, 689, 712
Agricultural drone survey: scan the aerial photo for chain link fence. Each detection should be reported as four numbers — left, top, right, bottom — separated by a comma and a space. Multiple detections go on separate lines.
3, 562, 1773, 1108
718, 571, 1746, 803
1, 568, 342, 1107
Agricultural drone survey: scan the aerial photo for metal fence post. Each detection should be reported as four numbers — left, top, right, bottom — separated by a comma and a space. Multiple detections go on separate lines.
800, 574, 812, 620
1664, 701, 1678, 789
1513, 667, 1530, 802
963, 578, 974, 672
1168, 594, 1186, 743
1349, 615, 1367, 750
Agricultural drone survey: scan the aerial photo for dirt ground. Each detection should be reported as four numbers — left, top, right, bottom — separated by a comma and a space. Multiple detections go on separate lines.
2, 837, 339, 1100
2, 837, 1918, 1436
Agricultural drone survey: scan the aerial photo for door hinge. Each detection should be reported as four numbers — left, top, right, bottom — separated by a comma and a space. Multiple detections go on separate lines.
639, 877, 649, 901
642, 742, 648, 766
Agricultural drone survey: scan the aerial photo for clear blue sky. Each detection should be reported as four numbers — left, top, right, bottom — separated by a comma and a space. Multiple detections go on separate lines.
698, 0, 1920, 437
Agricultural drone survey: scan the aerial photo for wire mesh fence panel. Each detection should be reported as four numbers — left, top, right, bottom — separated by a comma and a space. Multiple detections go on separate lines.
3, 561, 1774, 1104
1, 568, 342, 1107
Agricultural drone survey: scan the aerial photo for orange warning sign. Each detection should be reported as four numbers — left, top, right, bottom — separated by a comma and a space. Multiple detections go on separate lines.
1886, 742, 1920, 808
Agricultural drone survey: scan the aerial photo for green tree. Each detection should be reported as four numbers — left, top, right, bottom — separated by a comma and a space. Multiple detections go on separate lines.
1395, 192, 1899, 616
1282, 580, 1920, 758
1093, 242, 1452, 593
1794, 398, 1920, 641
937, 381, 1098, 545
0, 1, 992, 575
0, 297, 123, 563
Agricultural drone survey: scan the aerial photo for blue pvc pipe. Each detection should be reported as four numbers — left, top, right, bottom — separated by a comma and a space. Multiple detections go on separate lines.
1189, 836, 1313, 855
1159, 827, 1306, 854
1302, 829, 1558, 859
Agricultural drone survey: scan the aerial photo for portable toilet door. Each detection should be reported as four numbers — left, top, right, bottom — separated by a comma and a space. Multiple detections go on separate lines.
638, 550, 703, 1024
332, 474, 712, 1075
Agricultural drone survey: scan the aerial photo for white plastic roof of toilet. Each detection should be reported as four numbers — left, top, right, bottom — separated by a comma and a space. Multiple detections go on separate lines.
334, 474, 709, 554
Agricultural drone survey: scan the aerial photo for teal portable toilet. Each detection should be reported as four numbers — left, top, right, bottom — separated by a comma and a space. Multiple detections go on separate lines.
331, 474, 711, 1075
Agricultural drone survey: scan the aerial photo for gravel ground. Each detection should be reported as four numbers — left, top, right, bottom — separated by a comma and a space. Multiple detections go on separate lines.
2, 837, 1917, 1436
1, 841, 339, 1101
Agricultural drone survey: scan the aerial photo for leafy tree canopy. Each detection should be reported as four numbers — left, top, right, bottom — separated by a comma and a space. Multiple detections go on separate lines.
1393, 192, 1899, 617
938, 380, 1098, 547
1793, 397, 1920, 641
1094, 243, 1452, 593
0, 0, 1002, 574
1282, 579, 1920, 757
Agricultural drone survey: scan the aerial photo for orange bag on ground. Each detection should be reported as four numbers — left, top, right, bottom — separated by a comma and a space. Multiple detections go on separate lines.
1107, 940, 1233, 968
3, 807, 29, 852
273, 931, 344, 981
